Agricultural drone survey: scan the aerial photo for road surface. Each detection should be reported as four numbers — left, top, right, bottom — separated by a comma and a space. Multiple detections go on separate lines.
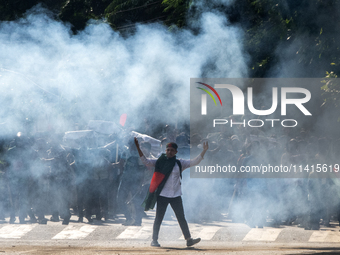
1, 211, 340, 254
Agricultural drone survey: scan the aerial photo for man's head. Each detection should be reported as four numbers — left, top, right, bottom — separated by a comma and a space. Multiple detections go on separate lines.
165, 142, 178, 158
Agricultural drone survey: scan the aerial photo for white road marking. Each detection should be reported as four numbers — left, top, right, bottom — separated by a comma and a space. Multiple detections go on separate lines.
179, 226, 221, 240
308, 231, 340, 242
132, 226, 153, 239
116, 226, 141, 239
326, 231, 340, 242
52, 225, 97, 239
309, 231, 328, 242
0, 225, 36, 239
198, 226, 221, 240
243, 228, 282, 242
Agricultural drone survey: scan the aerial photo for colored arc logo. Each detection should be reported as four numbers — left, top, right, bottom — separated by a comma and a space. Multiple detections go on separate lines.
196, 82, 223, 106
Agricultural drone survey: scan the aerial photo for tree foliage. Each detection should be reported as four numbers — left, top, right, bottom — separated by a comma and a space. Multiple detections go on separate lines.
162, 0, 188, 27
228, 0, 340, 78
0, 0, 65, 20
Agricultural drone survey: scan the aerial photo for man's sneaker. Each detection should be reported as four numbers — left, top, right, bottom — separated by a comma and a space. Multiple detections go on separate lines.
151, 240, 161, 247
186, 237, 201, 247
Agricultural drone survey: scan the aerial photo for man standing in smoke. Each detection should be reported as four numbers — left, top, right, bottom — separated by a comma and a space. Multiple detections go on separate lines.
72, 138, 95, 223
242, 141, 268, 228
5, 133, 37, 224
117, 139, 146, 226
134, 137, 208, 247
46, 143, 73, 225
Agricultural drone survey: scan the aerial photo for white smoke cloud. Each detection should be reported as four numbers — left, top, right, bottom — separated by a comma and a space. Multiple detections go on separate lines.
0, 5, 247, 136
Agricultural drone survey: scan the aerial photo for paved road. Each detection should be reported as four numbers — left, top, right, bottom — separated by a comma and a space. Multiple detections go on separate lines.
1, 212, 340, 254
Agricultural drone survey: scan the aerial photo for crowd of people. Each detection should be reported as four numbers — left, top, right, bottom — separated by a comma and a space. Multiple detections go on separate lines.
0, 122, 339, 232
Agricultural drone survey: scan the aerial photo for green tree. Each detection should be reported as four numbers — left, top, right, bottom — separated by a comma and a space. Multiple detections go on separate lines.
104, 0, 165, 30
0, 0, 65, 20
162, 0, 189, 28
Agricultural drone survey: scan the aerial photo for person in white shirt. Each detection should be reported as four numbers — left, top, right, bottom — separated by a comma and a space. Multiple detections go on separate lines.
134, 137, 208, 247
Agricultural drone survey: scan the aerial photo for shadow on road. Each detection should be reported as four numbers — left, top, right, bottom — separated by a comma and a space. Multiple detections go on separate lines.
288, 247, 340, 255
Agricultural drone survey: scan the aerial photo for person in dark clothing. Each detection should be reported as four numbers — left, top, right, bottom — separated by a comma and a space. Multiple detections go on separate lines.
243, 141, 268, 228
92, 148, 111, 221
46, 144, 73, 225
30, 138, 50, 224
117, 140, 146, 226
5, 133, 36, 224
72, 141, 95, 223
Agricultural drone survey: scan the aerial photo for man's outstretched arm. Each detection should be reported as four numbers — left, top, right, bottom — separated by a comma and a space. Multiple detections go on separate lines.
180, 141, 209, 171
134, 137, 144, 157
135, 137, 157, 167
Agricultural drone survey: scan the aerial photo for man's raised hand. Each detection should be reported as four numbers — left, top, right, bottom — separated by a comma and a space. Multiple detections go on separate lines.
134, 137, 144, 157
203, 141, 209, 152
200, 141, 209, 158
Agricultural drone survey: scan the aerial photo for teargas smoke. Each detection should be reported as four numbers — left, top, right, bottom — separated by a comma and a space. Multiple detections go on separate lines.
0, 5, 247, 136
0, 2, 340, 229
188, 76, 340, 224
0, 4, 248, 224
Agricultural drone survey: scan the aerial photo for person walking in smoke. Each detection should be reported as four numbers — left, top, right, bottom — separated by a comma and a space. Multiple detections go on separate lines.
134, 137, 209, 247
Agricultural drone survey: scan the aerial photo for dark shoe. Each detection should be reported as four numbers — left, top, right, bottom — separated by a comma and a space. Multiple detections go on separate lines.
129, 219, 142, 226
50, 216, 60, 222
62, 218, 70, 225
30, 217, 37, 223
9, 217, 15, 224
122, 219, 133, 226
131, 221, 142, 226
187, 237, 201, 247
77, 217, 83, 223
151, 240, 160, 247
38, 218, 48, 224
86, 217, 93, 223
311, 225, 320, 230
